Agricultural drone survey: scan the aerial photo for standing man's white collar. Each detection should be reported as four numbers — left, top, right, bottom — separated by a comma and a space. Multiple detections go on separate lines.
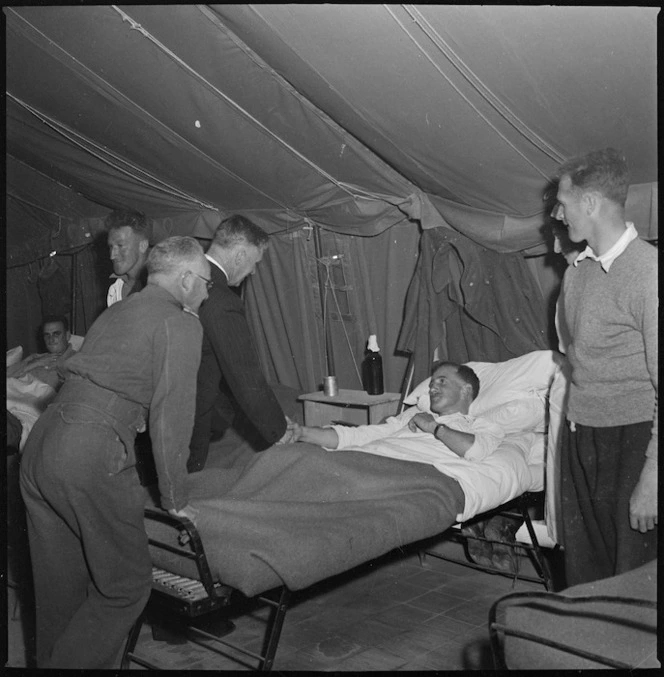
573, 222, 638, 273
205, 253, 229, 281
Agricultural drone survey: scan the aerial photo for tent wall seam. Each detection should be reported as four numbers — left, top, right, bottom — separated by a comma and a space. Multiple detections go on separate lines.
6, 9, 218, 209
7, 192, 73, 224
8, 153, 111, 212
115, 5, 363, 204
239, 4, 442, 203
390, 5, 555, 179
7, 8, 271, 211
10, 6, 417, 237
406, 6, 565, 165
199, 4, 426, 207
10, 94, 215, 210
202, 4, 416, 203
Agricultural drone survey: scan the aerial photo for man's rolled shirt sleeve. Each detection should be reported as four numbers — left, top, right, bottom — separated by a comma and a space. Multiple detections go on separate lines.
462, 418, 505, 461
333, 412, 410, 449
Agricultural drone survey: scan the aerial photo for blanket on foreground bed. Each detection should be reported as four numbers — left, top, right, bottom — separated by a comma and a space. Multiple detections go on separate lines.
146, 443, 464, 598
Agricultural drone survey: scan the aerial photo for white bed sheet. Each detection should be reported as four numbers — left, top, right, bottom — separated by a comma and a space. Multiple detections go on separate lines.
333, 404, 545, 523
7, 374, 56, 450
451, 432, 542, 522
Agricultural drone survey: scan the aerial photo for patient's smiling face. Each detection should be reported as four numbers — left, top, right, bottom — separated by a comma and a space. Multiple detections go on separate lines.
428, 365, 470, 416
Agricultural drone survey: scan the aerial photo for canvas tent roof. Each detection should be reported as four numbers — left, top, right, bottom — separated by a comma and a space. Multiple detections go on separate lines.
5, 5, 658, 266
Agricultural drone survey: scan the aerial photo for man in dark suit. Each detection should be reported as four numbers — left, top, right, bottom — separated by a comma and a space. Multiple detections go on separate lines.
187, 215, 288, 472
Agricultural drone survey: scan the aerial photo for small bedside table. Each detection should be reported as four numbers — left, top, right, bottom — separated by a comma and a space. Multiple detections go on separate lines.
298, 389, 402, 427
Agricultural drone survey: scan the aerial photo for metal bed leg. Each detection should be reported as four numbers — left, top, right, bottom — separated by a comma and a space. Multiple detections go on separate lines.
126, 508, 295, 671
517, 495, 554, 591
257, 586, 290, 671
420, 493, 556, 590
121, 609, 147, 669
122, 587, 290, 671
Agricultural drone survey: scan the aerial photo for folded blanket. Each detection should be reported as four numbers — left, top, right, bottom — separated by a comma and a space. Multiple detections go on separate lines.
501, 560, 658, 669
147, 443, 464, 597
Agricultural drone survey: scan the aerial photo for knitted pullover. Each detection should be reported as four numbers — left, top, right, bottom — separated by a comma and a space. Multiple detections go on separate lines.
559, 237, 657, 457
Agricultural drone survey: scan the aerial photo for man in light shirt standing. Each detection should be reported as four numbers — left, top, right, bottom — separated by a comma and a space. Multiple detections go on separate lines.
106, 209, 150, 306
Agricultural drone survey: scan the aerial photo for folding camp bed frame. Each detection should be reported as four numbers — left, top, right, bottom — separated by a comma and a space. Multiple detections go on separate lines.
123, 493, 555, 671
123, 355, 560, 669
121, 508, 290, 671
419, 491, 557, 591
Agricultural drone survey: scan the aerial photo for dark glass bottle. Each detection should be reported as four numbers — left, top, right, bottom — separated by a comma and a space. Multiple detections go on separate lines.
363, 335, 384, 395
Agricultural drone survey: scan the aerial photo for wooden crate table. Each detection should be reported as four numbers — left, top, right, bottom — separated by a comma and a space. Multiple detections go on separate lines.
298, 389, 401, 427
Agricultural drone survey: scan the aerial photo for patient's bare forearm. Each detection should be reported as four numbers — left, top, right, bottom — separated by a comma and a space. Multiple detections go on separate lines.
297, 425, 339, 449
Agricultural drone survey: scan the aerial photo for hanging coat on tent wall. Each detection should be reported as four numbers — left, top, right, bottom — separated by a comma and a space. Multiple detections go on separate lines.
37, 257, 71, 318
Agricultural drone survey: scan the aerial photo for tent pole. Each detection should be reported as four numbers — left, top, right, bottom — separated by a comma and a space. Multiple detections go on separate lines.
313, 226, 334, 376
71, 252, 78, 334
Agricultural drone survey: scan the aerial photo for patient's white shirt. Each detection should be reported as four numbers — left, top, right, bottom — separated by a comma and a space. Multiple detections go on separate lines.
332, 407, 504, 463
107, 277, 124, 307
330, 407, 508, 520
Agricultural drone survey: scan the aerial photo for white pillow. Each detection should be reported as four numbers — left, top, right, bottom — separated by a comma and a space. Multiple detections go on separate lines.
7, 346, 23, 367
69, 334, 85, 351
404, 350, 560, 416
477, 396, 546, 435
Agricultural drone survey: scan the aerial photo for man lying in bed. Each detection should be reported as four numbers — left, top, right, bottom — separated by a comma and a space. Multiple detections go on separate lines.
165, 362, 508, 597
289, 362, 505, 462
7, 315, 78, 391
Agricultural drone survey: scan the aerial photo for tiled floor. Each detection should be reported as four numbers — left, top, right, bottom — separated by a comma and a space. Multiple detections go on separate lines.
7, 538, 547, 671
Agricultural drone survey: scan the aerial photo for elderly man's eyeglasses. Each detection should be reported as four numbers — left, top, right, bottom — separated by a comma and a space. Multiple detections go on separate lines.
191, 272, 214, 290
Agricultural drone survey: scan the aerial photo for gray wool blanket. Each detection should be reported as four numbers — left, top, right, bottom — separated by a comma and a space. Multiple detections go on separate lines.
146, 443, 464, 597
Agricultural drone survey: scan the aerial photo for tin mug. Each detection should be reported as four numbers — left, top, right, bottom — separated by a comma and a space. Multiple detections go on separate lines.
323, 376, 338, 397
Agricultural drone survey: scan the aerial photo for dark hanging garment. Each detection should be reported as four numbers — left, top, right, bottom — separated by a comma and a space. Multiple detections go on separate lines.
37, 258, 71, 318
397, 227, 549, 385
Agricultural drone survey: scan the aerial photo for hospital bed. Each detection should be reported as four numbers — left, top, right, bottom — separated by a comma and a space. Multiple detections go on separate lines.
123, 350, 564, 670
6, 338, 84, 450
6, 346, 59, 451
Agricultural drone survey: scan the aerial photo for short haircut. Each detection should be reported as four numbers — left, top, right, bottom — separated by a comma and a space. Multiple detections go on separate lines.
211, 214, 269, 250
555, 148, 629, 207
105, 210, 149, 240
42, 314, 69, 333
147, 236, 205, 276
430, 361, 480, 401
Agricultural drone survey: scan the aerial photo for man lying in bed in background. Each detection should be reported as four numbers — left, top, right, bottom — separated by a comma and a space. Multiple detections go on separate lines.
288, 362, 504, 463
7, 314, 79, 390
7, 315, 83, 450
